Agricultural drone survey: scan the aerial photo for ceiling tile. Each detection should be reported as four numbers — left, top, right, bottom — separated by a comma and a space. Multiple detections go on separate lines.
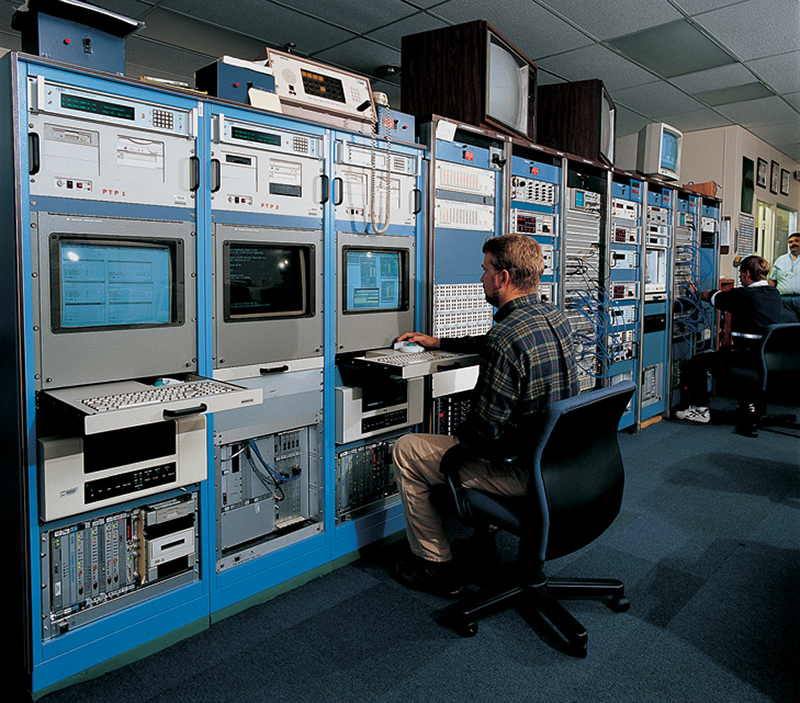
313, 37, 401, 78
612, 80, 708, 118
772, 143, 800, 161
139, 9, 266, 61
669, 62, 759, 93
694, 82, 775, 106
747, 52, 800, 95
606, 19, 736, 78
658, 106, 734, 133
615, 104, 653, 137
670, 0, 747, 13
748, 120, 800, 146
535, 44, 657, 91
269, 0, 418, 35
537, 0, 682, 40
159, 0, 357, 55
693, 0, 800, 61
125, 36, 214, 83
367, 12, 450, 49
427, 0, 594, 60
785, 92, 800, 110
715, 95, 800, 127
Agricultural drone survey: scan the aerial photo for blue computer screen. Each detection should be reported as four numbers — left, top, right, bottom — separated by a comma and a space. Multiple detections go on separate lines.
660, 131, 679, 173
58, 240, 172, 328
344, 248, 405, 312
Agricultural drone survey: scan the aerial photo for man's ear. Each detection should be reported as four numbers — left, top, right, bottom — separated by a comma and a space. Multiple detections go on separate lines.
497, 268, 512, 287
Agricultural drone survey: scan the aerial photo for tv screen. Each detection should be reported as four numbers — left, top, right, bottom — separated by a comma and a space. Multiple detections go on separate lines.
660, 130, 680, 173
53, 237, 178, 330
224, 243, 310, 320
600, 87, 616, 165
343, 247, 407, 313
486, 33, 529, 137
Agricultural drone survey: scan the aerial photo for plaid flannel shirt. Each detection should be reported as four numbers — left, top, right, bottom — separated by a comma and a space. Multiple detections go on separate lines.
441, 294, 578, 451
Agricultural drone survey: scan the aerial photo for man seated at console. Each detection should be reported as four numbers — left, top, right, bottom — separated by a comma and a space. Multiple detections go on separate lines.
389, 234, 579, 596
676, 254, 781, 423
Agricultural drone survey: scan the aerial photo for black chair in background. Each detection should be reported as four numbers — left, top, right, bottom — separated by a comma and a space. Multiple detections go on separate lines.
437, 380, 636, 657
721, 323, 800, 437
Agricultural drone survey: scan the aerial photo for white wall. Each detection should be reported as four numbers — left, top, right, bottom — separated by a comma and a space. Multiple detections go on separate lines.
616, 126, 800, 282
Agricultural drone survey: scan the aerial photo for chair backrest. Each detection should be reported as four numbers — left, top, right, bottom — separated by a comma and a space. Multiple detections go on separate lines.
762, 323, 800, 403
533, 381, 635, 561
444, 381, 635, 566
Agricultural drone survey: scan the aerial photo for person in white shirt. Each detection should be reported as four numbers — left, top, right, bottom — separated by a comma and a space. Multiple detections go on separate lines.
768, 232, 800, 322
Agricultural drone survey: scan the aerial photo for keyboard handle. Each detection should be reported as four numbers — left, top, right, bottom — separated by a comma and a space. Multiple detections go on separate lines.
163, 403, 208, 419
260, 365, 289, 375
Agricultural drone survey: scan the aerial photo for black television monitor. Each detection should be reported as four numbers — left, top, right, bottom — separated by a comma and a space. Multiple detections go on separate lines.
342, 246, 409, 314
224, 242, 312, 321
402, 20, 537, 141
51, 235, 183, 332
536, 79, 615, 166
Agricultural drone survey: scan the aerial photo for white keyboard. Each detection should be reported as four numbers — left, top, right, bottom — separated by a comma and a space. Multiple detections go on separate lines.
371, 350, 464, 367
81, 380, 236, 412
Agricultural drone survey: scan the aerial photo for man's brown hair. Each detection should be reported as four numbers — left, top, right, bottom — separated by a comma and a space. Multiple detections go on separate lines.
482, 235, 544, 293
739, 255, 771, 282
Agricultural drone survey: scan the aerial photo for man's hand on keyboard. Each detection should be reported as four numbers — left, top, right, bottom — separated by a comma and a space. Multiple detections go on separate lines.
396, 332, 441, 349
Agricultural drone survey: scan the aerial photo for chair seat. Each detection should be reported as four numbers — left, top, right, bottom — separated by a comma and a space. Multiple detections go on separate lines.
462, 489, 529, 534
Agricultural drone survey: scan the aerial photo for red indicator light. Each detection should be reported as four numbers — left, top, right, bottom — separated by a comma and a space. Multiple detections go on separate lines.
463, 151, 474, 161
64, 38, 70, 44
530, 166, 539, 175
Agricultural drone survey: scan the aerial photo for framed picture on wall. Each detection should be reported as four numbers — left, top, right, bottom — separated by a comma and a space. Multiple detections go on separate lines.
770, 160, 779, 194
781, 169, 790, 196
757, 158, 768, 188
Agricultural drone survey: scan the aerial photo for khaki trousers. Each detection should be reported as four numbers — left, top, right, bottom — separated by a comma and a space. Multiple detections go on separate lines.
392, 433, 528, 562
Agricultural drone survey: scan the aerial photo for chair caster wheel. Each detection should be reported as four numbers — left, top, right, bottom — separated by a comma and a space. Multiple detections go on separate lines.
567, 643, 588, 658
456, 621, 478, 638
609, 595, 630, 613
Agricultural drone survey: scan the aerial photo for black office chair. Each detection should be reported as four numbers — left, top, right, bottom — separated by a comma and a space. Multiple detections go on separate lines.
722, 323, 800, 437
437, 380, 636, 657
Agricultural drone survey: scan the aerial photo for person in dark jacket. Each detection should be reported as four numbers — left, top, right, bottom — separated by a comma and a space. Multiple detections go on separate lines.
677, 255, 782, 423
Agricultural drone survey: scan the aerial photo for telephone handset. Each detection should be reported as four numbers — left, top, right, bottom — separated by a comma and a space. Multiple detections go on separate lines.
369, 92, 392, 235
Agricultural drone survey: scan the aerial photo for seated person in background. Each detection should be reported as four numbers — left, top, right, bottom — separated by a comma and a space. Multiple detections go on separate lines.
677, 254, 782, 423
389, 234, 578, 597
767, 231, 800, 322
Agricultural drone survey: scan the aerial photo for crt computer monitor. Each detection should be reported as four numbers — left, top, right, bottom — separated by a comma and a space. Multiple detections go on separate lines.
51, 236, 183, 332
224, 242, 311, 321
38, 216, 197, 391
637, 122, 682, 182
342, 246, 408, 314
336, 236, 416, 355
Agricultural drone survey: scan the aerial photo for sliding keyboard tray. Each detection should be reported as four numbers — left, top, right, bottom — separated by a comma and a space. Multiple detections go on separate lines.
44, 374, 263, 434
352, 349, 479, 380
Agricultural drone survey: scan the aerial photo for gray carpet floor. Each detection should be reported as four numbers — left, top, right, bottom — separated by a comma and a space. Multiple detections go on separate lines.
38, 407, 800, 703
